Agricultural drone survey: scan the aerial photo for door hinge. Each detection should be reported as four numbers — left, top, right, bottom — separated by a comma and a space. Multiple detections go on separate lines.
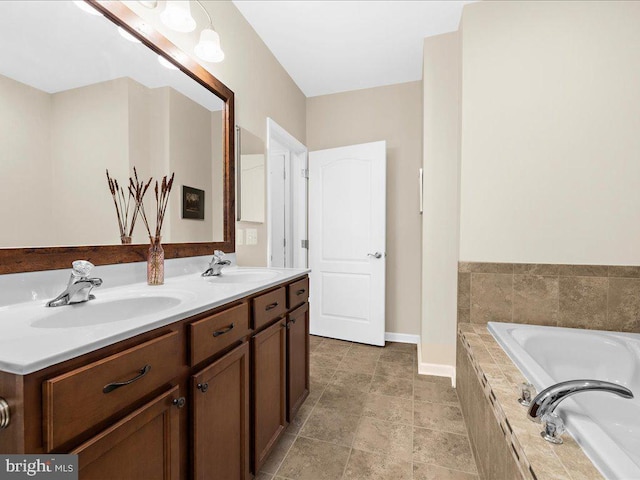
301, 240, 309, 249
301, 168, 309, 179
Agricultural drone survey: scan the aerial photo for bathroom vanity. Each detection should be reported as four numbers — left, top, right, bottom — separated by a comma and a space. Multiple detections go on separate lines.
0, 270, 310, 480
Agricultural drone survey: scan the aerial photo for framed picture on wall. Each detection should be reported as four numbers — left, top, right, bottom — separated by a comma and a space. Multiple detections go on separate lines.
182, 186, 205, 220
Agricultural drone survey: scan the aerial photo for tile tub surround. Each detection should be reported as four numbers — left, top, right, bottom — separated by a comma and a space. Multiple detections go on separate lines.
457, 323, 604, 480
257, 336, 480, 480
457, 262, 640, 333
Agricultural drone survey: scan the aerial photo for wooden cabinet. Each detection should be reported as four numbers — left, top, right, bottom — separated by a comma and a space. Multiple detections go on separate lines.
71, 386, 182, 480
251, 319, 287, 472
286, 303, 309, 422
192, 342, 250, 480
0, 274, 309, 480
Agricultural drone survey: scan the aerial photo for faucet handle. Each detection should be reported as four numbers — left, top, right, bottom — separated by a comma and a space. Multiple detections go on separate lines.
541, 412, 565, 444
213, 250, 226, 258
518, 382, 536, 407
72, 260, 95, 277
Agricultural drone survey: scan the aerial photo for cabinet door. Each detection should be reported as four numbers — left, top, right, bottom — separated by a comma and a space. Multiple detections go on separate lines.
71, 386, 181, 480
287, 303, 309, 421
192, 342, 250, 480
252, 320, 287, 472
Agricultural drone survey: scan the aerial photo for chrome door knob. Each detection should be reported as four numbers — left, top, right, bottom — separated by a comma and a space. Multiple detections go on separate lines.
367, 252, 383, 259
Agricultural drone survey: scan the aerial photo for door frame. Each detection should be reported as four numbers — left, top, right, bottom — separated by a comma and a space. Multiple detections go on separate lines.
266, 118, 308, 268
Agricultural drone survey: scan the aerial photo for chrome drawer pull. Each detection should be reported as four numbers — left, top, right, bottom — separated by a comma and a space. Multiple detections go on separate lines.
0, 397, 9, 429
213, 323, 235, 337
296, 289, 306, 295
103, 365, 151, 394
197, 383, 209, 393
266, 302, 279, 311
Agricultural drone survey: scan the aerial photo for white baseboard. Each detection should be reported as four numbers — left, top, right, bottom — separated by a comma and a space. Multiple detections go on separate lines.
384, 332, 420, 344
417, 342, 457, 387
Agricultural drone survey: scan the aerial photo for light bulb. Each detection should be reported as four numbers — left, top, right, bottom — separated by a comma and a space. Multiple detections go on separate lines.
73, 1, 102, 16
194, 28, 225, 63
118, 27, 141, 43
158, 55, 179, 70
160, 1, 196, 33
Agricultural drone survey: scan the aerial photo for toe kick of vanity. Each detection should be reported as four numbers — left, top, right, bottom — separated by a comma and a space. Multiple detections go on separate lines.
0, 273, 310, 480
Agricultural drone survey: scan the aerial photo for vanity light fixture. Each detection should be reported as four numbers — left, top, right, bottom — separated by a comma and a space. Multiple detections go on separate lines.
160, 1, 197, 33
137, 0, 158, 8
193, 1, 225, 63
158, 55, 179, 70
118, 26, 141, 44
73, 0, 102, 16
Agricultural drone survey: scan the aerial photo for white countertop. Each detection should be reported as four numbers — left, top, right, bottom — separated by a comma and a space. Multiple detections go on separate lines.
0, 265, 309, 375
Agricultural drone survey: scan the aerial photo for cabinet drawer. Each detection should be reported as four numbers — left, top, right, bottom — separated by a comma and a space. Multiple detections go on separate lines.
287, 277, 309, 309
252, 287, 286, 330
43, 331, 181, 451
189, 303, 249, 366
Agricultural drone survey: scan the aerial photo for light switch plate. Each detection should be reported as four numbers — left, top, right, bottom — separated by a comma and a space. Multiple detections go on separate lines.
246, 228, 258, 245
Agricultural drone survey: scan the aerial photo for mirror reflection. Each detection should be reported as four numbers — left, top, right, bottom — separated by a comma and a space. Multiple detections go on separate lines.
0, 1, 225, 248
236, 127, 265, 223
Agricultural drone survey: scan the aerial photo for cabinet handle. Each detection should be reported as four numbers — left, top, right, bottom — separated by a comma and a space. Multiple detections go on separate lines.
172, 397, 186, 409
197, 382, 209, 393
0, 397, 9, 429
213, 323, 235, 337
103, 365, 151, 394
266, 302, 279, 311
296, 289, 306, 296
290, 318, 297, 325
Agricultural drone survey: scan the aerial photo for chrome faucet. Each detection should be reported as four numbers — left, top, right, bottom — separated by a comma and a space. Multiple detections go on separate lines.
46, 261, 103, 307
527, 379, 634, 444
202, 250, 231, 277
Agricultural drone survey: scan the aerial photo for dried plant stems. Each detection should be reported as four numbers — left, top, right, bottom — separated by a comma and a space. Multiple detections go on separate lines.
154, 173, 175, 238
106, 170, 127, 238
129, 167, 153, 238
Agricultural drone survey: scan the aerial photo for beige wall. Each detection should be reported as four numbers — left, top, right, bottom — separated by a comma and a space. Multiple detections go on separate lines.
306, 81, 423, 335
0, 74, 52, 247
421, 32, 461, 368
124, 0, 307, 264
460, 1, 640, 265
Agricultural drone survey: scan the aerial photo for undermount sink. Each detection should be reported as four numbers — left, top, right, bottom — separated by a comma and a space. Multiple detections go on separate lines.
31, 293, 188, 329
204, 269, 280, 284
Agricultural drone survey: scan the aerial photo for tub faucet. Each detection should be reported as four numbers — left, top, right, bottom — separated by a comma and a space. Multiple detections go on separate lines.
202, 250, 231, 277
527, 379, 634, 444
46, 261, 103, 307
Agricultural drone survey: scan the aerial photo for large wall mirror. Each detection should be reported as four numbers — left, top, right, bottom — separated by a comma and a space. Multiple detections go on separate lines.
0, 1, 235, 273
236, 127, 265, 223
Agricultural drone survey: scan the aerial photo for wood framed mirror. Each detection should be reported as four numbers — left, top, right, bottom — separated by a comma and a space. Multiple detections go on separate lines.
0, 0, 234, 274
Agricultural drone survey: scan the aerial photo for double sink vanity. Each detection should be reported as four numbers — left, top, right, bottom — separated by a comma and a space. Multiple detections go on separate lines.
0, 261, 310, 479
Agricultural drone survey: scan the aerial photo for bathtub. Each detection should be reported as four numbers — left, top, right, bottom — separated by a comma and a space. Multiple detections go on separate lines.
488, 322, 640, 480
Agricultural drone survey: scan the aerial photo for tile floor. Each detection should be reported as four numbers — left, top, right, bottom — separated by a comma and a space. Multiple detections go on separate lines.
256, 336, 480, 480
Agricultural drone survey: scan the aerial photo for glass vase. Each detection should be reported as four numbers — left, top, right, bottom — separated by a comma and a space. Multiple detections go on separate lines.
147, 236, 164, 285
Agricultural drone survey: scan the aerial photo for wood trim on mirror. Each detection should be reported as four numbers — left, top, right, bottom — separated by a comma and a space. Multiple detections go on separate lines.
0, 1, 235, 275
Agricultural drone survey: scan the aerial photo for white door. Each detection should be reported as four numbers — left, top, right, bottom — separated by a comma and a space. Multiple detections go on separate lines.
309, 141, 386, 346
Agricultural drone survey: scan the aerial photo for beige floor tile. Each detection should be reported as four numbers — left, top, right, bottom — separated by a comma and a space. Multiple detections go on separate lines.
310, 365, 335, 384
343, 449, 412, 480
362, 393, 413, 424
352, 417, 413, 461
374, 360, 414, 379
276, 436, 351, 480
413, 462, 479, 480
413, 427, 477, 474
379, 350, 415, 367
310, 352, 342, 370
286, 402, 314, 435
414, 374, 453, 386
314, 341, 352, 357
260, 433, 296, 474
329, 370, 373, 392
323, 338, 354, 348
255, 472, 274, 480
337, 355, 378, 374
414, 381, 459, 405
383, 341, 417, 355
413, 401, 466, 434
305, 385, 324, 406
309, 335, 324, 350
299, 406, 361, 446
369, 374, 413, 399
317, 384, 367, 416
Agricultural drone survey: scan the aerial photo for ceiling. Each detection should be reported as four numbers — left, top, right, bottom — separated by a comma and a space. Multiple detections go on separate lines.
232, 0, 473, 97
0, 1, 223, 111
